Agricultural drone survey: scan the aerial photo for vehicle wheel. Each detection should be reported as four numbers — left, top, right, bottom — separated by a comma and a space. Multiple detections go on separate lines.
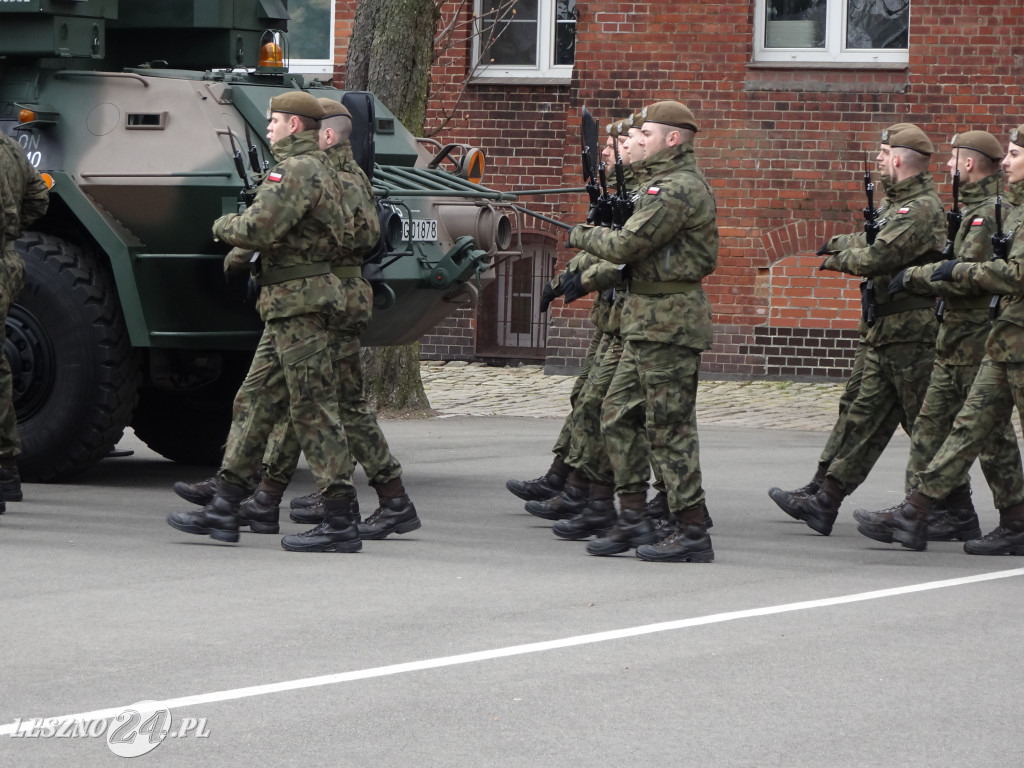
7, 232, 141, 481
131, 351, 250, 467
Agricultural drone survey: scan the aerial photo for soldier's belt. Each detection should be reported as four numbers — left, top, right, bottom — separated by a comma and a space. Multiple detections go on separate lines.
628, 279, 700, 295
331, 265, 363, 280
258, 262, 332, 286
874, 295, 936, 318
944, 296, 993, 311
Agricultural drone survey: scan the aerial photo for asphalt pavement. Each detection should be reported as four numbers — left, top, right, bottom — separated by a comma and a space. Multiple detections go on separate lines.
2, 364, 1022, 767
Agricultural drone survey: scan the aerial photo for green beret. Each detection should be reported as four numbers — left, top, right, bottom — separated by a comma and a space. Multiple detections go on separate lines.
317, 98, 352, 119
640, 100, 698, 133
1009, 125, 1024, 146
605, 118, 633, 138
952, 130, 1004, 162
269, 91, 325, 121
881, 123, 934, 156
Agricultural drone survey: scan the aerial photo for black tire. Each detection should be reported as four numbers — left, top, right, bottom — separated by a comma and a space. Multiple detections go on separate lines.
8, 232, 141, 481
131, 351, 251, 467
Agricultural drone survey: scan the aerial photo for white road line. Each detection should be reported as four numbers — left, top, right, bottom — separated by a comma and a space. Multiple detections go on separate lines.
4, 567, 1022, 736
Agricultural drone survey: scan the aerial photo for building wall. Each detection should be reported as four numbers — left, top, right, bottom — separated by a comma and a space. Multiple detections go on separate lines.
334, 1, 1023, 380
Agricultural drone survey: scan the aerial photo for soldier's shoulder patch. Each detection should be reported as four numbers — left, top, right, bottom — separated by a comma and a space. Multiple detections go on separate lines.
897, 207, 910, 214
647, 186, 661, 195
972, 217, 985, 226
267, 170, 284, 183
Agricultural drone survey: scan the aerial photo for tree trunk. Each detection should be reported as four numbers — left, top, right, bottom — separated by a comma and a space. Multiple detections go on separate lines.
345, 0, 439, 411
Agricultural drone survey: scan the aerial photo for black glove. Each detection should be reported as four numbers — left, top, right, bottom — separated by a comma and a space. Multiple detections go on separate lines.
888, 268, 908, 297
816, 240, 832, 256
929, 260, 959, 282
539, 283, 557, 314
562, 272, 586, 304
819, 258, 830, 271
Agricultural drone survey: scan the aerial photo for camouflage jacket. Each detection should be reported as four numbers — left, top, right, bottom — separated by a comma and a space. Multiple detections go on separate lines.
324, 140, 380, 266
901, 172, 1005, 364
568, 142, 717, 349
212, 131, 346, 322
822, 171, 943, 347
0, 130, 49, 246
948, 181, 1024, 362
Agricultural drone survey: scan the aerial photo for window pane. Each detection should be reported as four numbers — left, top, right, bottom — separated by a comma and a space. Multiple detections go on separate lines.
480, 17, 538, 66
846, 0, 909, 49
288, 0, 332, 60
764, 0, 826, 49
554, 0, 576, 65
482, 0, 538, 21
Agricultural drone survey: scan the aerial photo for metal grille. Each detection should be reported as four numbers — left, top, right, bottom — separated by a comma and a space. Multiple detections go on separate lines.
476, 236, 554, 359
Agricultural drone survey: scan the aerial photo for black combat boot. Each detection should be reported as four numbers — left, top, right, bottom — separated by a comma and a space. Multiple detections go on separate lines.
552, 484, 617, 540
644, 490, 714, 535
586, 493, 661, 556
926, 486, 982, 542
359, 477, 421, 540
776, 476, 844, 536
281, 496, 362, 553
964, 503, 1024, 556
854, 490, 933, 551
768, 462, 828, 514
166, 477, 247, 543
172, 475, 219, 506
238, 477, 286, 534
636, 522, 715, 563
0, 460, 23, 503
505, 456, 570, 502
290, 491, 324, 510
525, 476, 589, 521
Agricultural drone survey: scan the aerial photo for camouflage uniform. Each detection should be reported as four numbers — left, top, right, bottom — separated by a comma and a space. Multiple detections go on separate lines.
900, 173, 1024, 509
570, 140, 717, 530
0, 131, 49, 469
819, 170, 943, 495
212, 130, 354, 499
262, 139, 404, 491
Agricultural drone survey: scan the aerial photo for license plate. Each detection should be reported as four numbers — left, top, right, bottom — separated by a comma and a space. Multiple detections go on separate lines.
402, 218, 438, 241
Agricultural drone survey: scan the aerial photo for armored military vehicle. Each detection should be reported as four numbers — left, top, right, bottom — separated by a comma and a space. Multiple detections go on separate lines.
0, 0, 518, 480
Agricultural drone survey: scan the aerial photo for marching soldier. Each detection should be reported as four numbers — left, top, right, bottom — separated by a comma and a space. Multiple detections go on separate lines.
568, 100, 718, 563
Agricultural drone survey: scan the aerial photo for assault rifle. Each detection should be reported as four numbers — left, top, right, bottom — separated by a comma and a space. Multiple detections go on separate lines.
990, 179, 1009, 319
936, 144, 962, 321
862, 155, 880, 325
609, 123, 634, 229
580, 107, 611, 226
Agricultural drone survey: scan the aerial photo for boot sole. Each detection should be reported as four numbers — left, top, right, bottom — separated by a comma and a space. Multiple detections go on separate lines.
553, 526, 610, 541
802, 515, 834, 536
505, 480, 560, 503
289, 512, 325, 524
359, 517, 422, 540
586, 530, 662, 556
963, 542, 1024, 556
280, 539, 362, 553
856, 522, 894, 544
635, 546, 715, 563
2, 491, 23, 502
892, 527, 927, 551
247, 520, 281, 534
525, 507, 580, 521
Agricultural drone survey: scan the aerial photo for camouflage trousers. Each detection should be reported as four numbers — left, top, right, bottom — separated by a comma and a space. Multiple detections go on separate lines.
602, 340, 704, 513
915, 357, 1024, 509
0, 249, 25, 460
220, 312, 355, 498
551, 327, 602, 460
827, 340, 934, 494
819, 340, 868, 468
566, 332, 624, 486
262, 323, 402, 490
908, 358, 1024, 507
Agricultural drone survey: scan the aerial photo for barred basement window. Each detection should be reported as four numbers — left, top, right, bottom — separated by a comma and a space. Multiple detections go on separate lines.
753, 0, 909, 65
472, 0, 576, 84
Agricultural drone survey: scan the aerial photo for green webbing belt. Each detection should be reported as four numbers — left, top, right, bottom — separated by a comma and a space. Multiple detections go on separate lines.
874, 295, 935, 318
629, 279, 700, 295
945, 296, 994, 311
331, 265, 363, 279
258, 261, 331, 286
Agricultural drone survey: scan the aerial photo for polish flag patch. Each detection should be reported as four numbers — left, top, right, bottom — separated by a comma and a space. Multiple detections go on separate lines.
972, 217, 985, 226
267, 171, 283, 182
897, 207, 910, 214
647, 186, 661, 195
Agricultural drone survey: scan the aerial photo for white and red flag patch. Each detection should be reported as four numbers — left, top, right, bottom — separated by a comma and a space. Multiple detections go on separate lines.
647, 186, 661, 195
972, 217, 985, 226
267, 171, 284, 182
897, 207, 910, 214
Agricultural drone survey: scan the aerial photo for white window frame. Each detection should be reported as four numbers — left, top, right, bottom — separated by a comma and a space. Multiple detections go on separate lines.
752, 0, 909, 65
286, 2, 336, 77
471, 0, 575, 85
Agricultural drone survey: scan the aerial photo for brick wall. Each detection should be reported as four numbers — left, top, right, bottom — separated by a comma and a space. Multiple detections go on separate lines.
331, 0, 1023, 380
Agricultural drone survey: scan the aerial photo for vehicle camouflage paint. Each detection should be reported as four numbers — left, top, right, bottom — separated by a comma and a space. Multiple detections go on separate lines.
0, 0, 519, 480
